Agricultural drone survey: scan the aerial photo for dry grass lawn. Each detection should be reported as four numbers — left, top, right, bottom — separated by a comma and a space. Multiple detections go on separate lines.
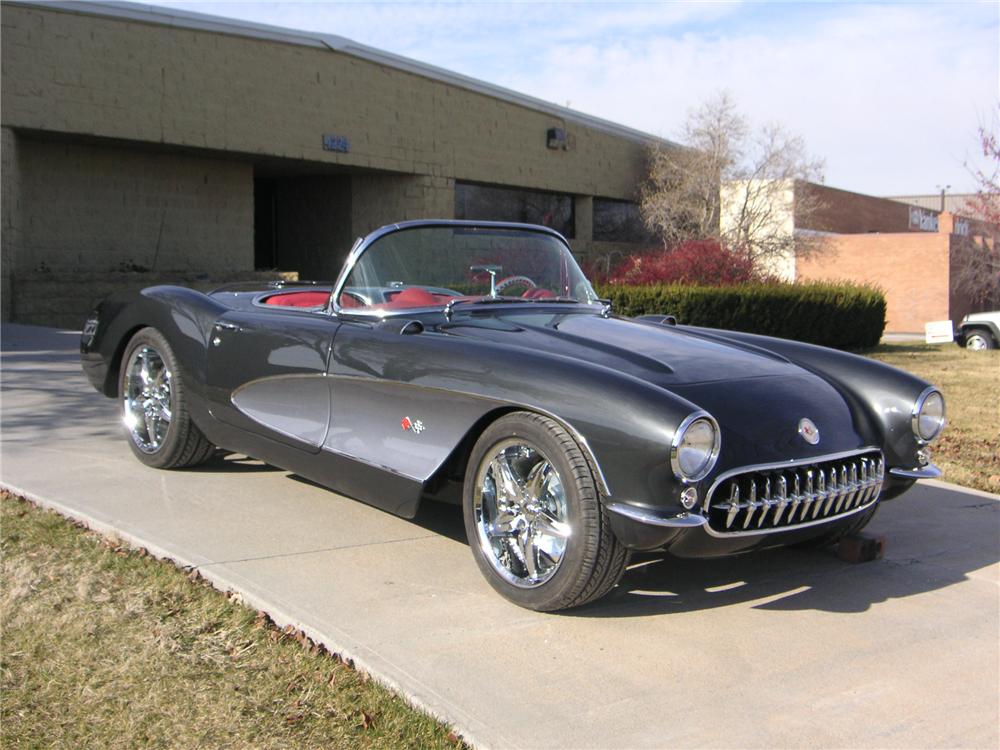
867, 343, 999, 494
0, 493, 464, 750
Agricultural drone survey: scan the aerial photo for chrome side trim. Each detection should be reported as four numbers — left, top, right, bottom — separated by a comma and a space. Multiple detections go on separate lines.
606, 503, 707, 529
889, 464, 942, 479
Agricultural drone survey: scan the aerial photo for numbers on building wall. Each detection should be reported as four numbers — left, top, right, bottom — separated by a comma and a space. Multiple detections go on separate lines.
322, 134, 350, 153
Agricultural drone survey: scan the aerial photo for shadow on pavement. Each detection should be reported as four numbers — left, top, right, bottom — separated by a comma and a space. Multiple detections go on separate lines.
248, 461, 998, 618
573, 488, 998, 618
185, 452, 284, 474
1, 330, 121, 443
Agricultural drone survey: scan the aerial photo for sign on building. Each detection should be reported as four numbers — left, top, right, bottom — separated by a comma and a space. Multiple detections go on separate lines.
909, 206, 939, 232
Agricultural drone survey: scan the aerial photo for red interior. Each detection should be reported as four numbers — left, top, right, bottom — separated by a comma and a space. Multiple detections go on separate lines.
522, 287, 555, 299
263, 290, 330, 307
362, 288, 466, 311
264, 286, 556, 310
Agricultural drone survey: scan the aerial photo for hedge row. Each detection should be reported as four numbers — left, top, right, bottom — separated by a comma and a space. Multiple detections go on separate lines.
594, 282, 887, 350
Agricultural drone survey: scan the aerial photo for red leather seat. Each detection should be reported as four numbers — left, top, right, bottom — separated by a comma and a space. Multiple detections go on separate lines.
385, 287, 439, 309
263, 291, 330, 307
522, 287, 555, 299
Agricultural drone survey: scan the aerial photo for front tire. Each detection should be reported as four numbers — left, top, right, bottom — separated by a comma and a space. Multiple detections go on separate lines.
462, 412, 628, 611
964, 329, 995, 350
119, 327, 215, 469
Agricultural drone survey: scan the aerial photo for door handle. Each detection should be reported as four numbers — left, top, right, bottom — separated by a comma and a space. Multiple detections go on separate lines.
214, 322, 242, 332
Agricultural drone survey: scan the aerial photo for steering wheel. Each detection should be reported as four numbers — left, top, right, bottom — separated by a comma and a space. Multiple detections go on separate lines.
494, 275, 537, 294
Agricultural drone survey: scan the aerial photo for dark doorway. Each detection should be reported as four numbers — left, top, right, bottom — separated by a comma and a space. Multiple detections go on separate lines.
252, 172, 353, 280
254, 177, 278, 270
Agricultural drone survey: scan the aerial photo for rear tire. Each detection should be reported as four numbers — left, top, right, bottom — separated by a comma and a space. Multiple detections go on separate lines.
462, 412, 628, 611
119, 327, 215, 469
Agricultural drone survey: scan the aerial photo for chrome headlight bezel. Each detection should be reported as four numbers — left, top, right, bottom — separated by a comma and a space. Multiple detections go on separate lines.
911, 386, 946, 443
670, 412, 721, 483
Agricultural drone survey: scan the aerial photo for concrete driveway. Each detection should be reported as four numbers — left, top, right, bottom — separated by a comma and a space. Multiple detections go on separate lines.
2, 323, 998, 749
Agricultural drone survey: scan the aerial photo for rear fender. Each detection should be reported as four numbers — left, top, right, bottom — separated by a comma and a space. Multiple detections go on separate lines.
81, 286, 228, 399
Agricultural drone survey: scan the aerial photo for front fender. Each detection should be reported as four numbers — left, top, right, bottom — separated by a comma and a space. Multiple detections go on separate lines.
329, 322, 705, 512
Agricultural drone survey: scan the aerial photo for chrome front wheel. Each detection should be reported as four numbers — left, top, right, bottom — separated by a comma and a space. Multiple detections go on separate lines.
473, 439, 571, 588
463, 412, 629, 611
123, 344, 172, 453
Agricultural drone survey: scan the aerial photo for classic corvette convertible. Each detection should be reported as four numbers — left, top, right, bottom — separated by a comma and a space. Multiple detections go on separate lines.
81, 220, 946, 611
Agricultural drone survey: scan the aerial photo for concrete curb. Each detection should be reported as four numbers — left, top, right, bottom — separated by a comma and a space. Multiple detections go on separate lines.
923, 478, 1000, 500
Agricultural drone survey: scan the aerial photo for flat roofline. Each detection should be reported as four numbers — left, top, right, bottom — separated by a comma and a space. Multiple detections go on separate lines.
11, 0, 680, 150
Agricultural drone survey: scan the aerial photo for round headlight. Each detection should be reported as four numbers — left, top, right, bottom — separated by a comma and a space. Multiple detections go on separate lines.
670, 413, 721, 482
912, 388, 946, 442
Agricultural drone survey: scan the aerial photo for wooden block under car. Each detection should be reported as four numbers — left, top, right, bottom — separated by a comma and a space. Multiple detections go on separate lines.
837, 533, 886, 563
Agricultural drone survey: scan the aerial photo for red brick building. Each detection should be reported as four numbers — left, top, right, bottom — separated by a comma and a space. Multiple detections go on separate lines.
792, 183, 996, 334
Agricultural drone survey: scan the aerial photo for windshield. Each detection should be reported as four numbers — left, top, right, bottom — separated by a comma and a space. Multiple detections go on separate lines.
337, 225, 599, 313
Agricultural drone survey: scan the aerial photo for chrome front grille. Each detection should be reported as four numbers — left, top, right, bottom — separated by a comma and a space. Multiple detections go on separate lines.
704, 451, 884, 534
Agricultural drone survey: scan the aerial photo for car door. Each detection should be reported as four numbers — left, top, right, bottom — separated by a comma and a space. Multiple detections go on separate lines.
325, 316, 502, 480
205, 307, 340, 452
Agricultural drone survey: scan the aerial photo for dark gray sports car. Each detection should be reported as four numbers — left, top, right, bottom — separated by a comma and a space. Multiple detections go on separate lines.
81, 220, 946, 611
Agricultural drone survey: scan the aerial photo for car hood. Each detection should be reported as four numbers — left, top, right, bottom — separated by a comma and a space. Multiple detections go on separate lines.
442, 310, 866, 460
443, 311, 795, 385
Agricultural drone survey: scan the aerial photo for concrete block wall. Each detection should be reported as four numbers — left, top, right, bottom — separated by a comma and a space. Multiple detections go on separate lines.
12, 135, 253, 273
12, 269, 295, 330
1, 127, 21, 320
0, 2, 659, 325
796, 233, 951, 333
351, 174, 455, 238
0, 3, 650, 200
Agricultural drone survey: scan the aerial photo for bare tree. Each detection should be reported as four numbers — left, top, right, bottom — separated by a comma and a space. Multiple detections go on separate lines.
640, 91, 825, 276
957, 107, 1000, 308
965, 105, 1000, 225
951, 235, 1000, 309
640, 92, 745, 247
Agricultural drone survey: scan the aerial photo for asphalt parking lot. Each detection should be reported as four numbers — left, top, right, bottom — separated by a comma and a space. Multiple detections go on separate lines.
2, 323, 998, 749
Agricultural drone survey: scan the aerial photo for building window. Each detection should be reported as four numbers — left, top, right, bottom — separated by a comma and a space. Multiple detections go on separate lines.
455, 182, 574, 238
593, 198, 653, 244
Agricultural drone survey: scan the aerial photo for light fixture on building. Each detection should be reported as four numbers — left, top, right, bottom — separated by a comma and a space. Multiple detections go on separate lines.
547, 128, 568, 150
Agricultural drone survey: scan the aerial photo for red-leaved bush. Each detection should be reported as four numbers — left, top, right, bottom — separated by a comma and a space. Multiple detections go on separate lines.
605, 240, 757, 286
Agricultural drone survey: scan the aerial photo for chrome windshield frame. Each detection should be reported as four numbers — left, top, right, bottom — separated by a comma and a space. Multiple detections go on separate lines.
326, 219, 589, 318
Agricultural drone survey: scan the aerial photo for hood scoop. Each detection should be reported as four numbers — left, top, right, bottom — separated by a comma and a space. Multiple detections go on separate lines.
444, 311, 803, 386
518, 321, 675, 375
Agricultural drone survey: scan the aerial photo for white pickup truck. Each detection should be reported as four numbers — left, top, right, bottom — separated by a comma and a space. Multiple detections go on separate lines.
955, 311, 1000, 350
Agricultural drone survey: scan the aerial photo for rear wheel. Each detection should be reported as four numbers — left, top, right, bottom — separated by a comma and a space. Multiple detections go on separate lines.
462, 412, 628, 611
119, 327, 215, 469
